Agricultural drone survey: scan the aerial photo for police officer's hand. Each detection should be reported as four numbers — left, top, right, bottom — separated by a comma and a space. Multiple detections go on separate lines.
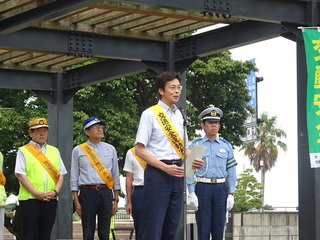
192, 158, 204, 169
188, 192, 198, 211
226, 194, 234, 211
164, 165, 184, 177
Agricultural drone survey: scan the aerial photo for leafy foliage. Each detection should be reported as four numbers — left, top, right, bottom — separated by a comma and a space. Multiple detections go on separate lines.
187, 52, 257, 145
0, 89, 47, 194
72, 71, 158, 171
233, 168, 263, 212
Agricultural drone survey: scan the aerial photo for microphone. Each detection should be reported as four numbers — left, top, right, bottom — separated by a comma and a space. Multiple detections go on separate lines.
179, 106, 190, 127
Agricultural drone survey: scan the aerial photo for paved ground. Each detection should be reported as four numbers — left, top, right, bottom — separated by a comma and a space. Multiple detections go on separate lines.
4, 220, 135, 240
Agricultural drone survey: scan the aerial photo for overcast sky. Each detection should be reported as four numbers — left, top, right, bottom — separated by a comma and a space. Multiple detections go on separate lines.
231, 36, 298, 208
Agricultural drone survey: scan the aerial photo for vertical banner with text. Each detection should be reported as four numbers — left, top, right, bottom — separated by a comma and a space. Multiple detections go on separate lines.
302, 28, 320, 168
241, 58, 257, 143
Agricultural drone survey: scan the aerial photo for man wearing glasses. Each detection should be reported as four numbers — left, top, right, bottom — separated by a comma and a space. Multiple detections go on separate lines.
70, 116, 121, 240
135, 71, 204, 240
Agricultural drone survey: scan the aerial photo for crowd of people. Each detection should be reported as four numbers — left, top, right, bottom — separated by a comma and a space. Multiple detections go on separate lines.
1, 71, 237, 240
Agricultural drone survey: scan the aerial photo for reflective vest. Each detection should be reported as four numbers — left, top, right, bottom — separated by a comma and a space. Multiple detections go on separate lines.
18, 145, 60, 200
0, 152, 6, 206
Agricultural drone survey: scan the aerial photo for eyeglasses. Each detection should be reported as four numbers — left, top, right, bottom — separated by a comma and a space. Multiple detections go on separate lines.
90, 124, 103, 129
168, 85, 183, 91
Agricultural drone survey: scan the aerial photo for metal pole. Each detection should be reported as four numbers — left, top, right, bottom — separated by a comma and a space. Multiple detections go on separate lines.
175, 71, 188, 240
183, 121, 188, 240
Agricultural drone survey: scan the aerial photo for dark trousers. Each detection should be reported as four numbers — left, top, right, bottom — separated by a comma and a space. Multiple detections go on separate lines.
132, 187, 145, 240
143, 164, 183, 240
19, 199, 58, 240
195, 182, 228, 240
79, 187, 113, 240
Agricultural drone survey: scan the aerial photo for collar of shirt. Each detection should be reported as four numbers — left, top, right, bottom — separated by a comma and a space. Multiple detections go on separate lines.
30, 140, 47, 152
158, 100, 178, 114
87, 140, 102, 149
202, 135, 221, 144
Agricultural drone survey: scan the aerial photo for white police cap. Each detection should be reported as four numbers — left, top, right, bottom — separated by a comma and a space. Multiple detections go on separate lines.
198, 105, 223, 122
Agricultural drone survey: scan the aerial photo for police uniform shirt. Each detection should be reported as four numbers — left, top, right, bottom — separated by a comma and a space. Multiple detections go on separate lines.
15, 140, 68, 177
186, 135, 237, 193
123, 149, 144, 186
135, 100, 187, 160
70, 140, 121, 192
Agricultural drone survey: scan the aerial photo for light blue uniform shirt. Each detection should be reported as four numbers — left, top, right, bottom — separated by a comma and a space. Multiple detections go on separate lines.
70, 140, 121, 191
187, 136, 237, 193
135, 100, 188, 160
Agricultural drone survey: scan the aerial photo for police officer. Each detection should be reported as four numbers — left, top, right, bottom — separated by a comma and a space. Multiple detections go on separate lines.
187, 105, 237, 240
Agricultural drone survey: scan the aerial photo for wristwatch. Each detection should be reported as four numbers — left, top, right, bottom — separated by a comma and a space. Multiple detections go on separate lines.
229, 192, 234, 196
54, 189, 59, 197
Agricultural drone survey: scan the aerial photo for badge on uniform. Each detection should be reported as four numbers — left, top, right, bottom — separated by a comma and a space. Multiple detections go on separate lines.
219, 149, 226, 153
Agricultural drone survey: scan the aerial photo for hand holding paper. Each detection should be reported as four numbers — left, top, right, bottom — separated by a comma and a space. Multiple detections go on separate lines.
185, 145, 207, 177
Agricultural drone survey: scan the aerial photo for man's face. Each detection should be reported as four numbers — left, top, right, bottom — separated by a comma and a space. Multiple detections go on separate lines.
201, 120, 220, 138
29, 127, 48, 145
158, 78, 182, 106
85, 123, 104, 140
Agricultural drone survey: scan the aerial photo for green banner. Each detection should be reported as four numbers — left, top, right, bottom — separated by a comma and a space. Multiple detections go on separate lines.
302, 29, 320, 168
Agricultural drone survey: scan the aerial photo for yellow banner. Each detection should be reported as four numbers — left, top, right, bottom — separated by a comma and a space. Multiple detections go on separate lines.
151, 104, 184, 159
130, 147, 146, 169
24, 143, 60, 184
79, 143, 114, 189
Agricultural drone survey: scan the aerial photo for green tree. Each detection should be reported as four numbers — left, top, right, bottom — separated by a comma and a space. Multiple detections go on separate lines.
240, 112, 287, 205
0, 89, 47, 195
233, 168, 263, 212
72, 71, 158, 171
187, 52, 256, 146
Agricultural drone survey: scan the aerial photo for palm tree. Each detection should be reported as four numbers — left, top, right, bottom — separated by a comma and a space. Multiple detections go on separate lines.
241, 112, 287, 206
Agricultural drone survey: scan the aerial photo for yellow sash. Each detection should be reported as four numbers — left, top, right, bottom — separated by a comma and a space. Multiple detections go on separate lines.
130, 147, 146, 170
0, 171, 5, 186
151, 104, 184, 159
79, 142, 114, 189
24, 143, 60, 184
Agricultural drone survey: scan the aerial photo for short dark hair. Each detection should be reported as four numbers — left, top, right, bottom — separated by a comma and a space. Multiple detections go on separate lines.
155, 71, 181, 94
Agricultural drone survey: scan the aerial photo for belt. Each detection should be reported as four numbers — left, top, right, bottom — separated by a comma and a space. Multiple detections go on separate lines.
134, 185, 144, 189
161, 159, 182, 166
196, 177, 226, 184
81, 184, 108, 190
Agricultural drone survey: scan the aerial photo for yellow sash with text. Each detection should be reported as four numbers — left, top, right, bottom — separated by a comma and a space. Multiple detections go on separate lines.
151, 104, 184, 159
24, 143, 60, 184
130, 147, 146, 169
79, 143, 114, 189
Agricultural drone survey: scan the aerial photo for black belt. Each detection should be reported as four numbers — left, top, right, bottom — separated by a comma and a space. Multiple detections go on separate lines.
134, 185, 144, 189
161, 159, 182, 166
81, 184, 108, 190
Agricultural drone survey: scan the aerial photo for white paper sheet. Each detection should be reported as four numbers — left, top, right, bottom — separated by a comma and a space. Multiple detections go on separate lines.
185, 145, 207, 177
